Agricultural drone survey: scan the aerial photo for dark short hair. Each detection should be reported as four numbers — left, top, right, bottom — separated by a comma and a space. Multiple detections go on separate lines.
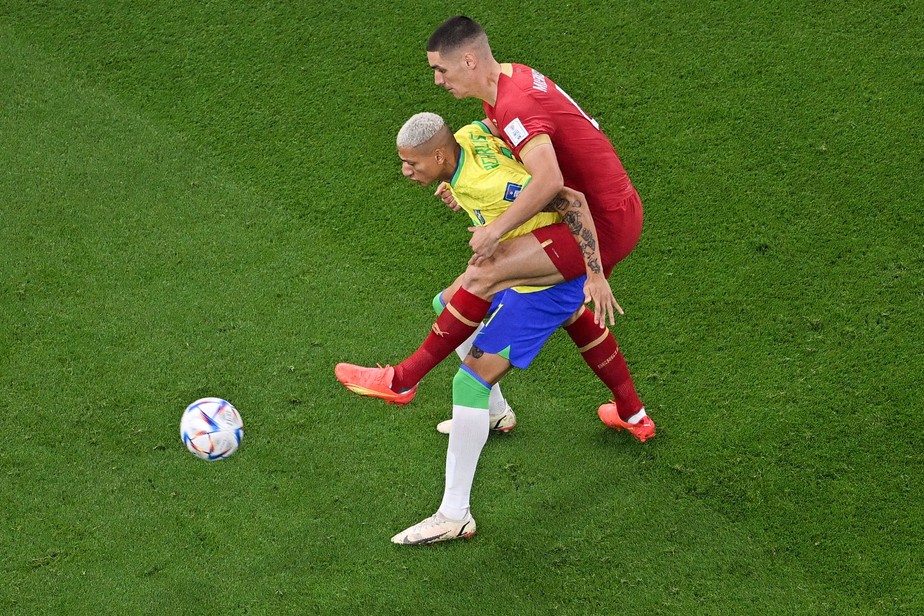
427, 16, 486, 53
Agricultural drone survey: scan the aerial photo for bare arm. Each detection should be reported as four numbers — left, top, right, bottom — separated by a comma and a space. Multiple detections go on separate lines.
467, 140, 563, 264
545, 188, 622, 325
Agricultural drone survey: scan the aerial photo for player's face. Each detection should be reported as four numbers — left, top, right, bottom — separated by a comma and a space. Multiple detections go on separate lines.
398, 146, 441, 186
428, 50, 471, 99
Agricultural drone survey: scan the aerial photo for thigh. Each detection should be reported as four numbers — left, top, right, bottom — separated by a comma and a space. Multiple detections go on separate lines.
462, 232, 567, 297
531, 223, 586, 280
595, 190, 644, 273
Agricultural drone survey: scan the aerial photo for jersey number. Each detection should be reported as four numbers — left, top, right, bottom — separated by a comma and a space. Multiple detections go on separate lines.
484, 303, 504, 328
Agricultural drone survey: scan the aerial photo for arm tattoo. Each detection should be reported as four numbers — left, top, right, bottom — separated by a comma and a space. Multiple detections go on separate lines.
562, 200, 602, 274
580, 228, 601, 274
543, 195, 568, 213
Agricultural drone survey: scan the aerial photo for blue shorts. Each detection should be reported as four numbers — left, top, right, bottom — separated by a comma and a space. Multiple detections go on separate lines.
475, 276, 586, 369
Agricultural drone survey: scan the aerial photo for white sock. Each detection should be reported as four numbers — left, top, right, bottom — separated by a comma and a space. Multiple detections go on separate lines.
455, 323, 509, 418
438, 405, 489, 520
627, 408, 648, 424
488, 384, 509, 417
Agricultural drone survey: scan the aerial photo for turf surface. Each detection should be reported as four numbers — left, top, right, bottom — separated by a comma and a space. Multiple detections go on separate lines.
1, 2, 921, 614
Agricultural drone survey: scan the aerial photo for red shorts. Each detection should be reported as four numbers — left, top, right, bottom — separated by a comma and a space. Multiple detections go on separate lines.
531, 189, 644, 280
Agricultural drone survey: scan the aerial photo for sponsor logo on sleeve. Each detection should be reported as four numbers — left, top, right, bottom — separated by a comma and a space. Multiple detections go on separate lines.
503, 118, 529, 147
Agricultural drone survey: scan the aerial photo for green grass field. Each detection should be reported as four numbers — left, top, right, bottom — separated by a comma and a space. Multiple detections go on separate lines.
1, 1, 921, 614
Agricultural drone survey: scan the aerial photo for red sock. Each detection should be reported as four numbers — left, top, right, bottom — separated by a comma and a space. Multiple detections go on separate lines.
564, 308, 643, 420
392, 287, 492, 391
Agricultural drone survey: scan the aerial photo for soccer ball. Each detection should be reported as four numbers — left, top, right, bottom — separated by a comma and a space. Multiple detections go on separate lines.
180, 397, 244, 461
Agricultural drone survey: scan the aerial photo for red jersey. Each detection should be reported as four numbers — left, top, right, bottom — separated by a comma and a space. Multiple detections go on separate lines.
484, 63, 634, 209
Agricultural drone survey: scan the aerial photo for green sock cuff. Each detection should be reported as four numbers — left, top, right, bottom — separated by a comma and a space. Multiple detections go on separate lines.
452, 367, 491, 409
432, 291, 445, 316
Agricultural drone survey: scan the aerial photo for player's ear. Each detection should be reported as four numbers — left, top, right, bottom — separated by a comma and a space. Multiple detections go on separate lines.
434, 148, 445, 164
463, 51, 477, 69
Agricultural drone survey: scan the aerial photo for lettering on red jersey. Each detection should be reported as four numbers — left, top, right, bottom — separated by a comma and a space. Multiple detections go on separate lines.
531, 69, 548, 92
504, 117, 529, 147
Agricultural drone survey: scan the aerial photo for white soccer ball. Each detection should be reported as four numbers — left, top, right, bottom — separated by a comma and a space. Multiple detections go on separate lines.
180, 397, 244, 461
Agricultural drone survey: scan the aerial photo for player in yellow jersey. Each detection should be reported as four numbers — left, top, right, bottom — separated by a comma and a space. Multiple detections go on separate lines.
337, 113, 650, 543
368, 113, 608, 544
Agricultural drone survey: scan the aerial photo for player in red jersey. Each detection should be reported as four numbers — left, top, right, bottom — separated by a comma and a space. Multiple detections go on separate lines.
336, 16, 652, 439
427, 16, 642, 271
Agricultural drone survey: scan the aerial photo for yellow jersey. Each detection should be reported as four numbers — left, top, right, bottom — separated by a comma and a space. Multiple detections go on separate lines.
448, 122, 563, 293
449, 122, 561, 239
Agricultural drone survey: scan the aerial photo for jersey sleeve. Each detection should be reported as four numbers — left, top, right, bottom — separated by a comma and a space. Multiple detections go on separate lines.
495, 86, 555, 158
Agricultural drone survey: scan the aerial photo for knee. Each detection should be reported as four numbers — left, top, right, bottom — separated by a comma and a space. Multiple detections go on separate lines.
461, 262, 498, 297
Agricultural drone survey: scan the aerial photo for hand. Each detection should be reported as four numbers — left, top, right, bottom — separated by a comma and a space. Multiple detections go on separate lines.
583, 272, 623, 326
468, 224, 501, 265
434, 182, 461, 212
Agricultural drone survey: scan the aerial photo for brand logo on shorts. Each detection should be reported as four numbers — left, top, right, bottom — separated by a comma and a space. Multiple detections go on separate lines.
504, 182, 523, 202
503, 118, 529, 147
